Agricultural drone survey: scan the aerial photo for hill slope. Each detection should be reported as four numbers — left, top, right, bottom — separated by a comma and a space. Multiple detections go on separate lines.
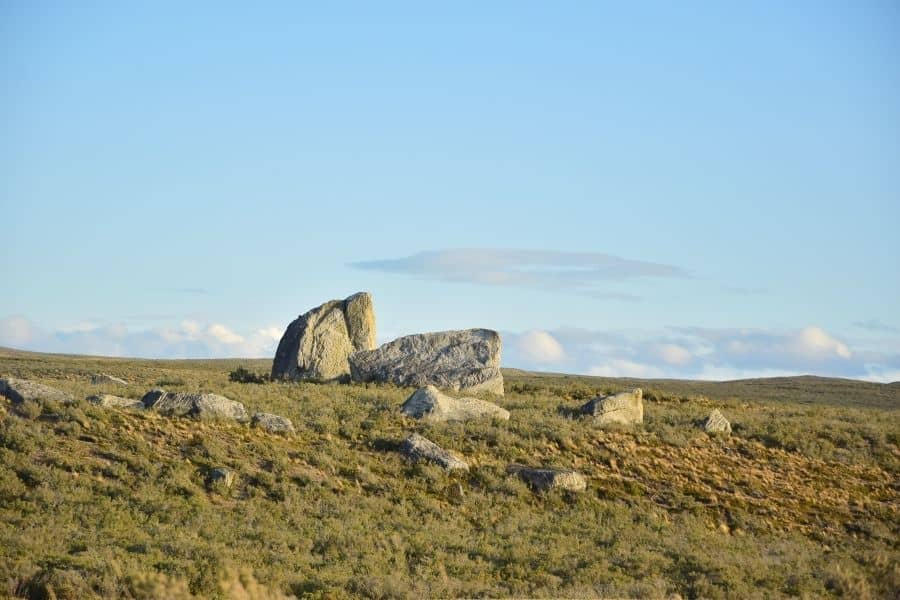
0, 349, 897, 598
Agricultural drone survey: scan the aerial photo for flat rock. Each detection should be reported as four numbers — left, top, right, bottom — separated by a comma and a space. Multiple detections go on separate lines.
0, 377, 74, 405
90, 373, 128, 385
87, 394, 144, 409
271, 292, 377, 382
400, 385, 509, 422
141, 389, 249, 422
349, 329, 504, 395
401, 433, 469, 471
252, 412, 295, 435
704, 409, 732, 434
580, 388, 643, 425
507, 464, 587, 492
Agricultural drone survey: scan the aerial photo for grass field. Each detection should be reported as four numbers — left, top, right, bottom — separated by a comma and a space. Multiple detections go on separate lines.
0, 347, 897, 599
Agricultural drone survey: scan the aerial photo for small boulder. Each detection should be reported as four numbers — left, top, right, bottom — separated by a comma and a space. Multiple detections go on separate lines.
206, 467, 236, 490
580, 388, 643, 425
400, 385, 509, 422
251, 412, 295, 435
507, 464, 587, 492
87, 394, 144, 410
704, 409, 731, 434
90, 373, 128, 385
401, 433, 469, 471
141, 389, 249, 422
0, 377, 74, 405
349, 328, 504, 395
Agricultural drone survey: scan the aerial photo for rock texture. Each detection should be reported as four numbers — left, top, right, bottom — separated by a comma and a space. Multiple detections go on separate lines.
0, 377, 74, 405
271, 292, 376, 382
349, 329, 504, 395
580, 388, 643, 425
206, 467, 236, 490
507, 464, 587, 492
401, 433, 469, 471
141, 389, 249, 422
91, 373, 128, 385
400, 385, 509, 422
704, 409, 732, 434
252, 412, 295, 435
87, 394, 144, 409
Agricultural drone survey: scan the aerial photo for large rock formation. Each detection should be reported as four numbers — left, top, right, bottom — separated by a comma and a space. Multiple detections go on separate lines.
400, 385, 509, 422
507, 464, 587, 492
580, 388, 643, 425
400, 433, 469, 471
271, 292, 376, 382
141, 389, 249, 422
349, 329, 503, 395
0, 377, 74, 405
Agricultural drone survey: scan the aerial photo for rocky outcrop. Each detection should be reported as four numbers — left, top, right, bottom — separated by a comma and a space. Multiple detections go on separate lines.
87, 394, 144, 409
206, 467, 236, 490
271, 292, 376, 382
91, 373, 128, 385
141, 389, 249, 422
580, 388, 643, 425
400, 385, 509, 422
251, 412, 295, 435
349, 329, 504, 395
704, 409, 731, 434
0, 377, 74, 405
507, 464, 587, 492
400, 433, 469, 471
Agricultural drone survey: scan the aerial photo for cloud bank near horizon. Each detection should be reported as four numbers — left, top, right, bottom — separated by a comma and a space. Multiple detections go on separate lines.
350, 249, 688, 300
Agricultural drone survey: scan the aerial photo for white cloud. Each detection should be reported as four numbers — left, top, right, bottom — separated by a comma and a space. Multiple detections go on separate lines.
207, 323, 244, 345
657, 343, 692, 366
588, 360, 664, 378
0, 315, 38, 346
258, 327, 283, 342
790, 326, 851, 359
518, 330, 565, 363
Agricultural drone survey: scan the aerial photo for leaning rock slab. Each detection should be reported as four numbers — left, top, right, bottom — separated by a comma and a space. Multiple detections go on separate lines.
0, 377, 74, 405
350, 328, 504, 395
141, 389, 249, 422
507, 464, 587, 492
580, 388, 643, 425
400, 385, 509, 422
401, 433, 469, 471
87, 394, 144, 410
252, 412, 295, 435
91, 373, 128, 385
271, 292, 376, 382
704, 409, 732, 434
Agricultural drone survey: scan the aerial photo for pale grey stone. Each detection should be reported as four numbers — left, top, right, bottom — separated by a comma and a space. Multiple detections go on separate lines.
580, 388, 643, 425
507, 464, 587, 492
704, 409, 732, 434
90, 373, 128, 385
206, 467, 235, 490
400, 385, 509, 422
0, 377, 74, 405
141, 389, 249, 422
349, 328, 504, 395
271, 292, 377, 382
401, 433, 469, 471
87, 394, 144, 409
251, 412, 295, 435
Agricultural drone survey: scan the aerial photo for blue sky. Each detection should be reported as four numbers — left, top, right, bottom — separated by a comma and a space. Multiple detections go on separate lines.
2, 1, 898, 381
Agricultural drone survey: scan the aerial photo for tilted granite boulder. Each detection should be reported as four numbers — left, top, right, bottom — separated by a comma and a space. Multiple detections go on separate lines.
400, 385, 509, 422
271, 292, 376, 382
141, 389, 249, 422
87, 394, 144, 409
507, 464, 587, 492
704, 409, 732, 434
251, 412, 295, 435
580, 388, 643, 425
400, 433, 469, 471
0, 377, 74, 405
90, 373, 128, 385
349, 328, 504, 395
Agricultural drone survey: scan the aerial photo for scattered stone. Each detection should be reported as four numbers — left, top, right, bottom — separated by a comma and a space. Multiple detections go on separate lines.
400, 433, 469, 471
349, 329, 504, 395
86, 394, 144, 410
141, 389, 249, 422
400, 385, 509, 422
507, 464, 587, 492
90, 373, 128, 385
580, 388, 643, 425
206, 467, 236, 490
448, 481, 465, 502
251, 412, 296, 435
271, 292, 377, 382
0, 377, 74, 405
704, 409, 732, 434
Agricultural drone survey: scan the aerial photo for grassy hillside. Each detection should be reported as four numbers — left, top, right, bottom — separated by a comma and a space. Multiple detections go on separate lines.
0, 349, 897, 599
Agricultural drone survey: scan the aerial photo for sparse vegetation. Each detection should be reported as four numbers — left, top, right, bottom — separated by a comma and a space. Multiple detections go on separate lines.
0, 348, 897, 598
